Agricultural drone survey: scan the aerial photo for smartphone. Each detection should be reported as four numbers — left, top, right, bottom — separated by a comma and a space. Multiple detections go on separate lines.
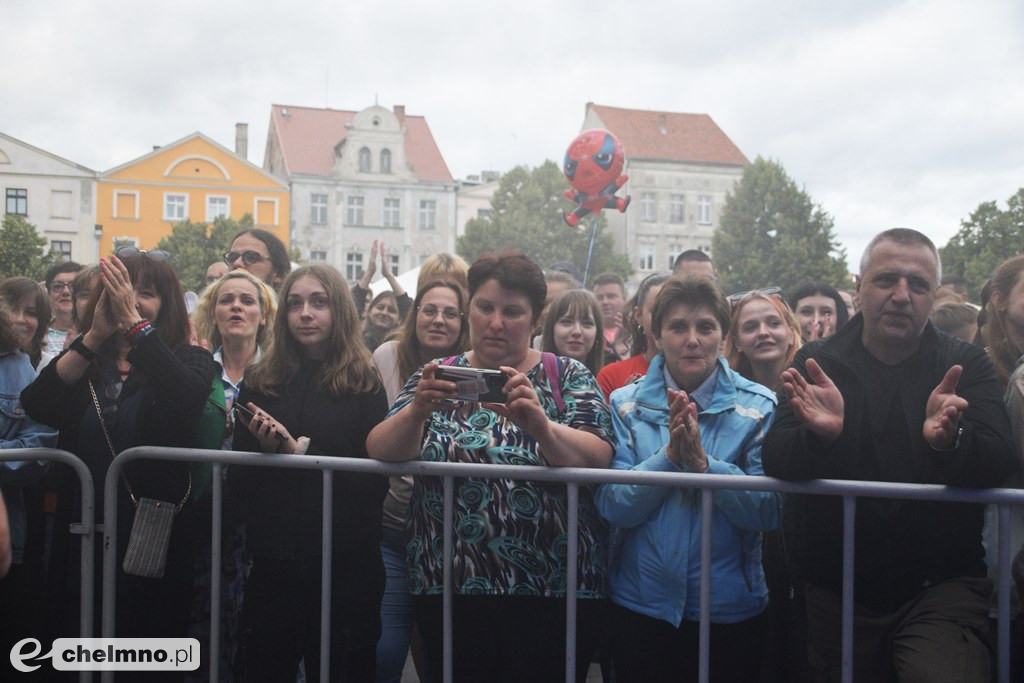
434, 366, 508, 403
232, 402, 288, 442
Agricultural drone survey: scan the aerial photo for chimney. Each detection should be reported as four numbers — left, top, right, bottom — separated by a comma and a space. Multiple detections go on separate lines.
393, 105, 405, 119
235, 123, 249, 160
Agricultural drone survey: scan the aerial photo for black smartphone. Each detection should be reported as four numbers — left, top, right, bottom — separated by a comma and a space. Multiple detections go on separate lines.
434, 366, 507, 403
232, 402, 288, 442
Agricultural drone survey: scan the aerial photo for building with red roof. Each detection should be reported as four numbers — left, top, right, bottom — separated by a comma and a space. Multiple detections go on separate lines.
264, 103, 456, 281
581, 103, 748, 284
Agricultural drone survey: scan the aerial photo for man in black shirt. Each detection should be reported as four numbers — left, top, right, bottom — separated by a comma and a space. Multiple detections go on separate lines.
764, 228, 1018, 682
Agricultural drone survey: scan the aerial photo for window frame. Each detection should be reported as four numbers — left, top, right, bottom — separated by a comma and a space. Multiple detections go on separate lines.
669, 194, 685, 223
383, 197, 401, 228
5, 188, 27, 216
697, 195, 713, 225
358, 147, 372, 173
637, 243, 655, 271
206, 195, 230, 222
163, 192, 188, 221
346, 195, 365, 226
418, 199, 437, 230
310, 193, 328, 225
640, 192, 657, 222
346, 251, 365, 282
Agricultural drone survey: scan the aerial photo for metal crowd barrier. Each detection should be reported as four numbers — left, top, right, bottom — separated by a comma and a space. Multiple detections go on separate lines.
96, 446, 1024, 683
1, 448, 96, 683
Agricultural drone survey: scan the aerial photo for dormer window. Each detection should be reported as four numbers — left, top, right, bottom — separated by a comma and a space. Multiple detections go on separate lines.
358, 147, 371, 173
380, 148, 392, 174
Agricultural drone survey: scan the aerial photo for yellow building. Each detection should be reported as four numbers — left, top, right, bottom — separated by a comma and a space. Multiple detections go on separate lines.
96, 132, 289, 255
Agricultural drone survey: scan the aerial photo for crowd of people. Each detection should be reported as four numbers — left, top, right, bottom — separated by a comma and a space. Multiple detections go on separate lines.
1, 229, 1023, 682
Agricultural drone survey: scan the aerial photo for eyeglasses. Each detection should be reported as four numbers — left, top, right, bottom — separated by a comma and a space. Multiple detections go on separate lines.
224, 250, 266, 267
727, 287, 782, 304
116, 246, 170, 262
48, 281, 73, 293
417, 305, 462, 321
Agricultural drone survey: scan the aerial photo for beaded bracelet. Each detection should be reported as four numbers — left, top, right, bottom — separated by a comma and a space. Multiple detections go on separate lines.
123, 319, 149, 339
124, 321, 154, 345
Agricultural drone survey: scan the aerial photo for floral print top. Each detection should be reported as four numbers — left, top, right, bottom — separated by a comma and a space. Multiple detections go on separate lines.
389, 353, 614, 599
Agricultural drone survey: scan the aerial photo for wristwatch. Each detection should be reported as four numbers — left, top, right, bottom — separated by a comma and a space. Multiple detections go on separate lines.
69, 333, 98, 361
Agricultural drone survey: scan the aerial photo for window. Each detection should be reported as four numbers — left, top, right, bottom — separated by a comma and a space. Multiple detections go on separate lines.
346, 252, 364, 282
667, 244, 683, 271
6, 188, 27, 215
669, 194, 685, 223
358, 147, 371, 173
640, 193, 656, 222
164, 193, 187, 221
698, 195, 712, 225
380, 149, 392, 174
346, 196, 364, 225
637, 243, 655, 271
310, 193, 328, 224
383, 198, 401, 227
310, 250, 327, 261
419, 200, 436, 230
387, 252, 400, 273
477, 208, 493, 220
51, 240, 72, 261
206, 195, 229, 222
51, 190, 73, 218
114, 191, 139, 219
254, 198, 278, 225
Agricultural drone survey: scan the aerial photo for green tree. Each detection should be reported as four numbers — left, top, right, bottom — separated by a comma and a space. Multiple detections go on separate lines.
0, 215, 61, 280
713, 157, 848, 295
155, 214, 253, 292
457, 161, 632, 284
940, 188, 1024, 294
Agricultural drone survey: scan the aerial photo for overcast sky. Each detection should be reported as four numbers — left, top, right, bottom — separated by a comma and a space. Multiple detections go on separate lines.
4, 0, 1022, 266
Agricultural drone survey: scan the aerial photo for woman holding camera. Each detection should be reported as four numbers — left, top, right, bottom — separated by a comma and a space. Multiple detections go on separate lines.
229, 264, 388, 682
367, 250, 613, 682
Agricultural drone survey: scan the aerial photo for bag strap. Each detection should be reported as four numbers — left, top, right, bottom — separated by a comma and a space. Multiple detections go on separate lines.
88, 379, 191, 512
440, 355, 460, 366
541, 352, 566, 414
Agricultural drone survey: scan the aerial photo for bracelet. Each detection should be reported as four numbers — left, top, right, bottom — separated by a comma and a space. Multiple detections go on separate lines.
123, 319, 148, 338
124, 321, 155, 346
69, 334, 98, 361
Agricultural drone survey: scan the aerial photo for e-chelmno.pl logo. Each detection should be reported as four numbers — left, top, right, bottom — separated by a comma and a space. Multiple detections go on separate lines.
11, 638, 199, 672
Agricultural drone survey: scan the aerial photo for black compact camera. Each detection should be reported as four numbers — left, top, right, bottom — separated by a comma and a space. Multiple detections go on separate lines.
434, 366, 508, 403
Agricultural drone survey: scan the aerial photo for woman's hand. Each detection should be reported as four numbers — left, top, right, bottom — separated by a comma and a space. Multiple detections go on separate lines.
241, 402, 297, 454
86, 288, 121, 343
408, 363, 458, 422
487, 367, 551, 440
667, 389, 708, 472
99, 256, 139, 329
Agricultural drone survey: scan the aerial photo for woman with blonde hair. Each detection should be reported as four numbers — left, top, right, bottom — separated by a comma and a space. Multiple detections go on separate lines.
723, 292, 802, 395
230, 264, 388, 681
193, 270, 277, 446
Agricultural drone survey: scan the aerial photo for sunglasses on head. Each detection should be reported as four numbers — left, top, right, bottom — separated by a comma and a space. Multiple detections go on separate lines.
224, 250, 266, 267
116, 246, 170, 262
727, 287, 782, 305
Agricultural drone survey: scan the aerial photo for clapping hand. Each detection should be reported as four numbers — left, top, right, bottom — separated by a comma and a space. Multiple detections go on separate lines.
667, 389, 708, 472
781, 358, 844, 443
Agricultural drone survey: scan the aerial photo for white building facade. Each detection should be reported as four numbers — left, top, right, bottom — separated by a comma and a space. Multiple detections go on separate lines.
581, 104, 748, 287
0, 132, 98, 264
264, 104, 457, 283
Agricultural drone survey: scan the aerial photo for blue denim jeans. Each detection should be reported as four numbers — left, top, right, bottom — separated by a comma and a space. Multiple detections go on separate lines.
375, 527, 416, 683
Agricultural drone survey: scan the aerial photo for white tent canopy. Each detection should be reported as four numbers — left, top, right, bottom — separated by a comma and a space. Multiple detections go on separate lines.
368, 266, 421, 299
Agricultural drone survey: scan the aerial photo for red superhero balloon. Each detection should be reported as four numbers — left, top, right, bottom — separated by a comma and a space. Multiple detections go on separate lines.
562, 129, 631, 227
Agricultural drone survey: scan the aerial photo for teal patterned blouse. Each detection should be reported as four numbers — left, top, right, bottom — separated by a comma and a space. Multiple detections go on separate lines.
389, 353, 614, 599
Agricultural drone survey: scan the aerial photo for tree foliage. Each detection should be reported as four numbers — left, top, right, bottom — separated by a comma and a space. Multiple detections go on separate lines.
940, 188, 1024, 294
154, 214, 253, 292
0, 215, 61, 281
457, 161, 632, 285
712, 157, 848, 296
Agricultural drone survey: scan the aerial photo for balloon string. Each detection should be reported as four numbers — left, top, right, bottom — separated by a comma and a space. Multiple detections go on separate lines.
583, 215, 598, 285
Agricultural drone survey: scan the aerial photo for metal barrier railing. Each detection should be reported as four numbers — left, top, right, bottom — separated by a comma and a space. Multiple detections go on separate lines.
97, 446, 1024, 683
1, 448, 96, 683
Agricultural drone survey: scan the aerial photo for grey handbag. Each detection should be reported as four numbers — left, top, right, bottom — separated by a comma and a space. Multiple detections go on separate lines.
89, 380, 191, 578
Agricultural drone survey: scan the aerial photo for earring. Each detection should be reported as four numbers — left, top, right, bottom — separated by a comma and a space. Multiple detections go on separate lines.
637, 325, 644, 335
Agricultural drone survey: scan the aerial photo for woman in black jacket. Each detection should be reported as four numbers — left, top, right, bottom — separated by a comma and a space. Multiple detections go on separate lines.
21, 249, 217, 657
230, 264, 388, 682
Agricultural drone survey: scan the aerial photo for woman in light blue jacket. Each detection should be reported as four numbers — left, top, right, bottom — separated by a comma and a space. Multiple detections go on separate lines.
595, 276, 781, 683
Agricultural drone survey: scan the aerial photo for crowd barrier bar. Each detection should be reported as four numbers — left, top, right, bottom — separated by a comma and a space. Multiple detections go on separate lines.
2, 448, 96, 683
102, 446, 1024, 683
